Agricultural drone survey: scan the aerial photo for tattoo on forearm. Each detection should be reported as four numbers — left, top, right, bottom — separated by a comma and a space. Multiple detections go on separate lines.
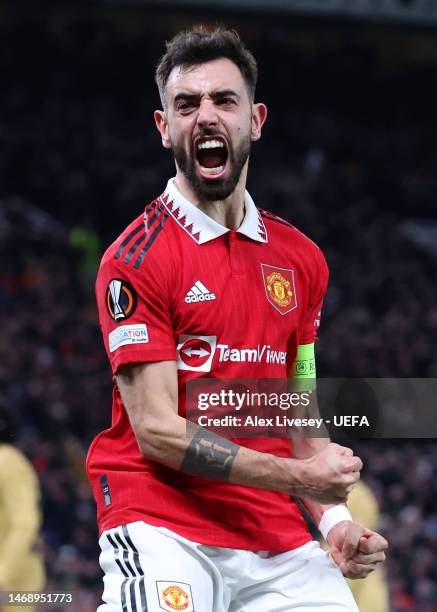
181, 427, 239, 481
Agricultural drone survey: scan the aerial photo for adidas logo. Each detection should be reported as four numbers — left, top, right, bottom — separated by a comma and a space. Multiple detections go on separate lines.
185, 280, 216, 304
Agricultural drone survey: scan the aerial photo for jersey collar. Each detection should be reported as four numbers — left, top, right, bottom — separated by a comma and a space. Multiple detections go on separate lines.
161, 178, 268, 245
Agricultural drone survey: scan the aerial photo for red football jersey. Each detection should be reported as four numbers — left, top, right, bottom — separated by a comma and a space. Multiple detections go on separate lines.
87, 178, 329, 551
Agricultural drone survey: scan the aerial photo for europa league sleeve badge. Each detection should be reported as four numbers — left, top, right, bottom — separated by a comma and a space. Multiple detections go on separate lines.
106, 278, 138, 322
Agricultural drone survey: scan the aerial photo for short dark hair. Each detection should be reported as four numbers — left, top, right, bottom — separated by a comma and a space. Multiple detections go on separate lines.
155, 26, 258, 108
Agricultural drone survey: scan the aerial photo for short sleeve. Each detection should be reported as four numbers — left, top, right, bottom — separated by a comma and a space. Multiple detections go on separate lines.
299, 246, 329, 345
95, 250, 177, 374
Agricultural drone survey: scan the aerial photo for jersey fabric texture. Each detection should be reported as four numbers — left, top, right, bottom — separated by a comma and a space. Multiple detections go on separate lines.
87, 178, 329, 552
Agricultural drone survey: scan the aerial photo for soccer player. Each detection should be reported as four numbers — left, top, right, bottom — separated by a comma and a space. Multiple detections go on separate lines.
0, 403, 45, 612
88, 27, 388, 611
346, 481, 390, 612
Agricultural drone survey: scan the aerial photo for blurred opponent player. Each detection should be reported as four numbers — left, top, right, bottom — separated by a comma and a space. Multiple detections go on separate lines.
88, 27, 388, 611
0, 403, 45, 612
347, 481, 389, 612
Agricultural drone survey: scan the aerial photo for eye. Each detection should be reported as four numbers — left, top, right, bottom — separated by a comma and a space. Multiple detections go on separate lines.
176, 100, 197, 113
218, 97, 236, 106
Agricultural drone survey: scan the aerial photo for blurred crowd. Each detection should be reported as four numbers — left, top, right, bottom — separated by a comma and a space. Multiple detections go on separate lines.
1, 8, 436, 611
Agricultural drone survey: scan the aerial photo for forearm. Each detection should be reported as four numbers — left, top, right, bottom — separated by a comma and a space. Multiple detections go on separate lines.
289, 362, 344, 523
293, 436, 335, 521
295, 446, 352, 538
136, 412, 300, 494
301, 495, 345, 527
117, 362, 360, 504
117, 362, 303, 495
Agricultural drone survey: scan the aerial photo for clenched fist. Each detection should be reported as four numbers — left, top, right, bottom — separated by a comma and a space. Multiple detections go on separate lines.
328, 521, 388, 579
292, 443, 362, 504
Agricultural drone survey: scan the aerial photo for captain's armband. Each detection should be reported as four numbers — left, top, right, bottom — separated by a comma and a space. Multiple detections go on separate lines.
290, 343, 316, 392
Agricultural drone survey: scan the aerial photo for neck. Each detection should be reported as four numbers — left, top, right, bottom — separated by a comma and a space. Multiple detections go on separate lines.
173, 164, 248, 230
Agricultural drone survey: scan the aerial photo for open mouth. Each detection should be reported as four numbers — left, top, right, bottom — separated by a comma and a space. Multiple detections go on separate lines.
195, 136, 229, 177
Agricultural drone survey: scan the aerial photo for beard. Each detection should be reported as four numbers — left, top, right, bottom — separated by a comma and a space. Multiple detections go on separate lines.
171, 133, 251, 201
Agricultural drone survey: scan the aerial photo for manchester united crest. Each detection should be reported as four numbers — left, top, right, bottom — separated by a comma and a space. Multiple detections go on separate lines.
157, 581, 193, 612
261, 264, 297, 315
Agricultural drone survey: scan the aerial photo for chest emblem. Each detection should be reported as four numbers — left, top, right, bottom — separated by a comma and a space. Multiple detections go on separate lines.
261, 264, 297, 315
184, 280, 216, 304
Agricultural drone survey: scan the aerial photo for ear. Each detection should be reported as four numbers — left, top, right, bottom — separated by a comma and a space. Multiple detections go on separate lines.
154, 110, 172, 149
251, 103, 268, 142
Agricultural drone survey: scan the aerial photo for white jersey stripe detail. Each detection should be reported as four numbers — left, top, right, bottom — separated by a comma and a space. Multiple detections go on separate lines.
191, 284, 202, 296
194, 280, 210, 294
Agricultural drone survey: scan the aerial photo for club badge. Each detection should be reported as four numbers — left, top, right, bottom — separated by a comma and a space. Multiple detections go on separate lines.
261, 264, 297, 315
156, 582, 193, 611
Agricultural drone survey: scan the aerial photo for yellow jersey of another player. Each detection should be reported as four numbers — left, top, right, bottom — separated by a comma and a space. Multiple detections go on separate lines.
0, 444, 45, 607
347, 480, 389, 612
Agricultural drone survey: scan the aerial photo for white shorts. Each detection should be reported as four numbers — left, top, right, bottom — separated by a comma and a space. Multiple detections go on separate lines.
98, 521, 359, 612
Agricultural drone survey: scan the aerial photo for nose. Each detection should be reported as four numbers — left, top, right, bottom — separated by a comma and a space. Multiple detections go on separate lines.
196, 99, 218, 130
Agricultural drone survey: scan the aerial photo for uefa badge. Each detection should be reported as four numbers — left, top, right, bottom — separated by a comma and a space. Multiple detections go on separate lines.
106, 278, 137, 322
261, 264, 297, 315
